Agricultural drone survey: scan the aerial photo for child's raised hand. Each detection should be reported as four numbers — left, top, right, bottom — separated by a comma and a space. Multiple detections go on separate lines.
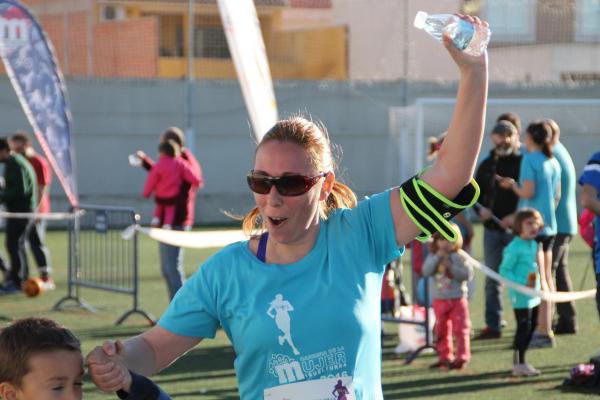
86, 340, 132, 394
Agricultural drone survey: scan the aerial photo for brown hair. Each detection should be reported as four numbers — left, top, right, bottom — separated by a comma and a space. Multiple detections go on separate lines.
512, 208, 544, 235
10, 131, 31, 146
241, 116, 357, 235
497, 112, 522, 136
158, 139, 181, 158
429, 223, 463, 253
0, 317, 81, 387
161, 126, 185, 147
526, 120, 553, 158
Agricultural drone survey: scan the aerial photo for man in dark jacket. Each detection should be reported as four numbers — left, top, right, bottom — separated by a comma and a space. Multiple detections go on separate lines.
474, 120, 522, 339
0, 136, 37, 294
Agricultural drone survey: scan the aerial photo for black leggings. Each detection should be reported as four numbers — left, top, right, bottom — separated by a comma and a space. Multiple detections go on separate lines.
513, 306, 539, 364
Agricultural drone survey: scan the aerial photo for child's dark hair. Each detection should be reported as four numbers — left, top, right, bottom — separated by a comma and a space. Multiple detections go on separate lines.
512, 208, 543, 236
0, 317, 81, 386
526, 120, 553, 158
429, 223, 463, 253
497, 112, 521, 135
158, 139, 181, 158
0, 137, 9, 152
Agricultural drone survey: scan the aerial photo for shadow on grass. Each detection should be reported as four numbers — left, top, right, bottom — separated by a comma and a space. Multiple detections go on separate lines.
159, 345, 236, 378
168, 388, 239, 399
382, 362, 578, 399
75, 325, 148, 340
553, 383, 600, 396
383, 372, 561, 399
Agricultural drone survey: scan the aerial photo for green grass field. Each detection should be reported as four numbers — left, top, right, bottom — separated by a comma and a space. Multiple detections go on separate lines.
0, 225, 598, 399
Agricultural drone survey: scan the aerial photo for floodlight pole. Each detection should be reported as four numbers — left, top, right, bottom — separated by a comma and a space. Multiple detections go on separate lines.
185, 0, 196, 153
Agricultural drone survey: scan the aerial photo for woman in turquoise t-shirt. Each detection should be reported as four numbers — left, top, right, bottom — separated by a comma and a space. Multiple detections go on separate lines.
87, 15, 490, 399
498, 120, 561, 348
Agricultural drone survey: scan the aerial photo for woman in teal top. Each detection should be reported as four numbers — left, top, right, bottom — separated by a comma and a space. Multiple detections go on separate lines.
499, 208, 543, 377
498, 120, 560, 347
87, 15, 489, 399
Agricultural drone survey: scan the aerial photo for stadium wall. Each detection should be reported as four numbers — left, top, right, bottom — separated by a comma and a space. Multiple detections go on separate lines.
0, 77, 598, 225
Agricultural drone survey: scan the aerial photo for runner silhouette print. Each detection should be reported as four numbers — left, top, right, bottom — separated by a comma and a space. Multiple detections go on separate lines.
267, 293, 300, 355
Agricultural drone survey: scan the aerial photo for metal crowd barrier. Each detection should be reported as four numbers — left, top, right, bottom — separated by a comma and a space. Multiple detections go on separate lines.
53, 204, 155, 325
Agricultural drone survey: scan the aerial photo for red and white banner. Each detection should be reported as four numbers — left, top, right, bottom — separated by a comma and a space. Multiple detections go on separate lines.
0, 0, 78, 206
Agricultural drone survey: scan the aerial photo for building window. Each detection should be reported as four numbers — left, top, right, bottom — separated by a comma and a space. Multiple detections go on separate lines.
482, 0, 536, 43
194, 27, 230, 59
158, 15, 184, 57
576, 0, 600, 41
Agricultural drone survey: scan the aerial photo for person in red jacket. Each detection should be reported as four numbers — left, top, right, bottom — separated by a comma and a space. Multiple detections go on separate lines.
143, 140, 201, 229
135, 127, 204, 299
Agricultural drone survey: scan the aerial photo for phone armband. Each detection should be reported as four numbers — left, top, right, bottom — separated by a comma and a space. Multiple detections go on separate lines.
399, 175, 479, 242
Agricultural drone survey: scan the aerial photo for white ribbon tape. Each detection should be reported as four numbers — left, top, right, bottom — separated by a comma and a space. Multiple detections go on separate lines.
122, 225, 248, 249
459, 249, 596, 303
0, 210, 85, 220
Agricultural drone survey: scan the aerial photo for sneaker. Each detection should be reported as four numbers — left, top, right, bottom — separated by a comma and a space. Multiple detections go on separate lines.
429, 360, 452, 370
162, 224, 172, 230
450, 360, 468, 370
150, 217, 160, 227
512, 363, 541, 377
475, 327, 501, 340
39, 276, 56, 291
0, 281, 21, 296
528, 333, 555, 349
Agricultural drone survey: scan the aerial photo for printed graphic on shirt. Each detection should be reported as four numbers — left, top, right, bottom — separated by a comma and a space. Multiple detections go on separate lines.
265, 293, 353, 397
267, 293, 300, 355
268, 347, 349, 384
264, 376, 356, 400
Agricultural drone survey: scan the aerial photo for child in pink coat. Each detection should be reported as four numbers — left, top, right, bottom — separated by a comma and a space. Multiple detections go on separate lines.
143, 140, 201, 229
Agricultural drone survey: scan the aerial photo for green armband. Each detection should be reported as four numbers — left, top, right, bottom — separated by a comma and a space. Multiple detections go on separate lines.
399, 174, 479, 243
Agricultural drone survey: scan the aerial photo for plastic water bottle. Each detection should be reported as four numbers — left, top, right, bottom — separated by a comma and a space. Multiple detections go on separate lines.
413, 11, 491, 57
128, 153, 141, 167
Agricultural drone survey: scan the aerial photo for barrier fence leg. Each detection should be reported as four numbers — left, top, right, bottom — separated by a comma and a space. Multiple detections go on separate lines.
405, 276, 436, 365
52, 211, 96, 313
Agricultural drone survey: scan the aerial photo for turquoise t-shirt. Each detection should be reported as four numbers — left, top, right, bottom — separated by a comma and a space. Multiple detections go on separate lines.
499, 237, 541, 309
518, 151, 561, 236
159, 190, 403, 399
553, 142, 577, 234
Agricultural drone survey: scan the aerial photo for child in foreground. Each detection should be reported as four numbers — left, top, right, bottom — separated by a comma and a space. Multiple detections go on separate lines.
422, 224, 473, 370
0, 317, 171, 400
499, 208, 543, 377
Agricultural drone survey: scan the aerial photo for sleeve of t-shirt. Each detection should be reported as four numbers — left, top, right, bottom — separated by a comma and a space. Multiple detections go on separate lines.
499, 242, 519, 283
519, 154, 535, 184
158, 255, 221, 338
117, 371, 172, 400
339, 189, 404, 270
578, 152, 600, 192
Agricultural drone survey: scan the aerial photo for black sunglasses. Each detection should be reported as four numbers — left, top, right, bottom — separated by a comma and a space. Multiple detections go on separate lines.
247, 171, 326, 196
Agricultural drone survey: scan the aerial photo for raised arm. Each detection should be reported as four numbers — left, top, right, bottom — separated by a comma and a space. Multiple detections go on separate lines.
391, 15, 489, 247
